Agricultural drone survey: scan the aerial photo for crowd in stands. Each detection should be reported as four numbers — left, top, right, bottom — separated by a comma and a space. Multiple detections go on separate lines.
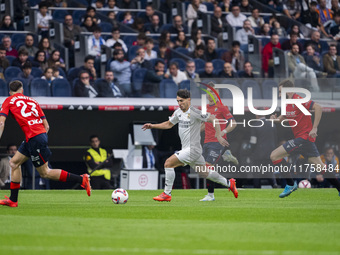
1, 0, 340, 97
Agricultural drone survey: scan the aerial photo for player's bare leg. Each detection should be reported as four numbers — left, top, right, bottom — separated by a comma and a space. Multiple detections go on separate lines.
153, 155, 183, 202
36, 162, 91, 196
195, 165, 238, 198
0, 151, 28, 207
270, 145, 297, 198
308, 156, 340, 195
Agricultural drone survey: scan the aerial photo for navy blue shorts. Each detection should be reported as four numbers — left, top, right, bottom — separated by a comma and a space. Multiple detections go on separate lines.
18, 133, 52, 168
203, 142, 224, 164
282, 137, 320, 158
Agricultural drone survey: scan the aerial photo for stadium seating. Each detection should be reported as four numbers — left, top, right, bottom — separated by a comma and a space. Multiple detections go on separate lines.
99, 22, 113, 33
159, 79, 178, 98
160, 24, 172, 33
123, 35, 137, 48
51, 79, 72, 97
31, 67, 43, 78
179, 80, 202, 98
212, 59, 225, 74
67, 67, 80, 83
261, 80, 278, 99
72, 10, 86, 25
6, 56, 16, 65
194, 58, 205, 73
53, 10, 70, 23
11, 34, 27, 48
174, 47, 189, 57
132, 68, 147, 95
4, 67, 22, 81
216, 48, 227, 59
150, 58, 167, 70
10, 77, 30, 96
169, 58, 186, 71
30, 78, 51, 96
0, 79, 8, 96
220, 79, 240, 99
241, 80, 262, 99
128, 45, 141, 61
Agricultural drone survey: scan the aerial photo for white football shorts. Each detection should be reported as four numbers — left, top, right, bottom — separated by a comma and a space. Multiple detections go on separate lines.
174, 147, 205, 168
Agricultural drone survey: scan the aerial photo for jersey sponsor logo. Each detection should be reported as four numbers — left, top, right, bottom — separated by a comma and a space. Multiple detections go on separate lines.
28, 118, 43, 126
31, 155, 40, 162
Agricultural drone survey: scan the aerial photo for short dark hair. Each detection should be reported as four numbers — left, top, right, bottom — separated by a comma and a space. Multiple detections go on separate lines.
79, 70, 90, 78
89, 135, 99, 141
86, 6, 96, 12
18, 48, 29, 56
279, 79, 295, 88
244, 61, 252, 67
22, 62, 32, 69
7, 144, 17, 151
169, 61, 179, 69
310, 1, 318, 6
113, 49, 124, 56
84, 55, 95, 63
177, 89, 190, 99
38, 2, 48, 9
9, 80, 23, 92
196, 44, 205, 51
155, 59, 165, 66
290, 31, 298, 37
145, 37, 153, 44
93, 26, 101, 33
113, 42, 122, 48
111, 27, 119, 33
232, 40, 241, 47
0, 45, 5, 51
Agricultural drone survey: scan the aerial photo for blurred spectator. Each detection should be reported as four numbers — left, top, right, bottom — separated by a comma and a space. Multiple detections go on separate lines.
289, 24, 305, 38
18, 62, 34, 85
304, 31, 323, 53
84, 6, 101, 24
259, 23, 271, 36
239, 61, 259, 78
63, 15, 83, 48
199, 62, 217, 78
132, 18, 146, 33
220, 0, 231, 12
132, 33, 147, 47
188, 44, 206, 60
323, 44, 340, 77
222, 41, 245, 72
131, 47, 152, 70
235, 19, 255, 45
87, 26, 105, 58
169, 15, 188, 34
105, 0, 119, 14
117, 0, 137, 9
174, 31, 189, 49
33, 50, 48, 72
283, 0, 301, 20
38, 37, 54, 59
157, 42, 171, 64
303, 44, 324, 75
52, 67, 64, 79
142, 145, 160, 169
317, 0, 333, 25
107, 11, 119, 28
106, 28, 128, 53
143, 60, 166, 97
41, 67, 55, 86
19, 34, 39, 58
304, 1, 322, 30
186, 0, 207, 29
188, 28, 205, 52
47, 50, 65, 70
320, 147, 339, 174
144, 38, 157, 60
262, 34, 281, 78
81, 15, 96, 32
165, 62, 187, 85
0, 45, 10, 78
74, 70, 99, 97
330, 12, 340, 41
185, 60, 200, 83
110, 49, 132, 96
287, 43, 319, 91
159, 31, 174, 49
301, 0, 315, 26
211, 6, 228, 38
12, 48, 31, 69
0, 15, 15, 31
271, 21, 287, 37
36, 2, 52, 37
226, 5, 247, 27
122, 11, 134, 25
219, 62, 238, 78
92, 0, 105, 10
331, 0, 340, 13
79, 55, 96, 81
0, 144, 17, 190
2, 36, 18, 57
204, 38, 218, 62
269, 13, 278, 27
54, 0, 67, 7
13, 0, 29, 31
248, 8, 265, 28
142, 4, 157, 24
146, 14, 161, 34
96, 70, 122, 97
281, 32, 304, 52
240, 0, 254, 12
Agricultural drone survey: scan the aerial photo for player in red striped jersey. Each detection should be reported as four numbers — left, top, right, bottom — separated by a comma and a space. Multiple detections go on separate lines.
270, 79, 340, 198
0, 81, 91, 207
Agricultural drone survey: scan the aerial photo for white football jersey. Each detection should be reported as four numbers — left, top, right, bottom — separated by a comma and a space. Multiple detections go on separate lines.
169, 106, 210, 150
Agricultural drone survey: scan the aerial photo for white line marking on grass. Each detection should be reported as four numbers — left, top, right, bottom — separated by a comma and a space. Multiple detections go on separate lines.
2, 246, 337, 255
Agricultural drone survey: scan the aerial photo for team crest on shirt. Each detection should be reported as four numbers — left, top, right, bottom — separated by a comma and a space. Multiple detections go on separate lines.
187, 113, 190, 119
214, 107, 218, 112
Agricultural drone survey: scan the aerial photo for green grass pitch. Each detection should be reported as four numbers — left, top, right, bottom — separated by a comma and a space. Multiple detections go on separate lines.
0, 189, 339, 255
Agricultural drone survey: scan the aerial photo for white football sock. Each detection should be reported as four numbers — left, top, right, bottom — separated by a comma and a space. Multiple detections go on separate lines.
208, 192, 214, 197
207, 171, 229, 187
164, 168, 175, 195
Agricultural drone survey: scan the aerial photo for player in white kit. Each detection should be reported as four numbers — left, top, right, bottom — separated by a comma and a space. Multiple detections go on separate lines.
142, 89, 238, 201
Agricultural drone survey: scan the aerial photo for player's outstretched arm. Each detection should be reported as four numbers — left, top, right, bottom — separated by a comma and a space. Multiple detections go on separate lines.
309, 103, 322, 138
43, 119, 50, 134
142, 121, 174, 130
0, 116, 6, 140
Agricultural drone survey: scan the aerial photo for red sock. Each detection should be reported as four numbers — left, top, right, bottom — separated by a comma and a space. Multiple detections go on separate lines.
59, 170, 68, 182
59, 170, 83, 183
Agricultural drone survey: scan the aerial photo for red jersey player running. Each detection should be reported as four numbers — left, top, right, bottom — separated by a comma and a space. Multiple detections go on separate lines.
270, 79, 340, 198
200, 86, 238, 201
0, 81, 91, 207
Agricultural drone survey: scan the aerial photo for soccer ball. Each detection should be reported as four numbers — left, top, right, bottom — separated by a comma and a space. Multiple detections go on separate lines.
112, 188, 129, 204
298, 180, 311, 189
